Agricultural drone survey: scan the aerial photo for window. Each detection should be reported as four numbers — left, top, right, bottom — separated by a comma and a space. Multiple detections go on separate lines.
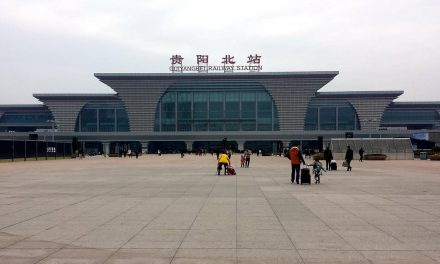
319, 107, 336, 130
304, 100, 360, 131
154, 81, 279, 132
76, 101, 129, 132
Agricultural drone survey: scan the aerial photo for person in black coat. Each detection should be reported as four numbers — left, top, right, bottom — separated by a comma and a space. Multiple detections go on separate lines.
323, 147, 333, 170
345, 146, 353, 171
359, 147, 365, 162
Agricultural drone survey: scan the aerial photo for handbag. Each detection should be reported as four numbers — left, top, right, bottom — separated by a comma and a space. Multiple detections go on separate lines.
342, 161, 348, 167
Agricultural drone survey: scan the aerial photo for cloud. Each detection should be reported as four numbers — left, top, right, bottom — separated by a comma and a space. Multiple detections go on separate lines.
0, 0, 439, 103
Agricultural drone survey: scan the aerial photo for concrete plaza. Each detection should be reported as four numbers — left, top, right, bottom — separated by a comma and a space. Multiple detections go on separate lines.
1, 154, 440, 263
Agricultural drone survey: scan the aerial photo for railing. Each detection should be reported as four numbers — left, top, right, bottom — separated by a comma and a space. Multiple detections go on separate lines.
0, 140, 72, 162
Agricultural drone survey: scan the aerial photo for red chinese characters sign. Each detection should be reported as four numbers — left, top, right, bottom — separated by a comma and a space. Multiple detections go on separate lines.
222, 55, 236, 65
170, 55, 184, 65
196, 55, 209, 64
169, 54, 262, 73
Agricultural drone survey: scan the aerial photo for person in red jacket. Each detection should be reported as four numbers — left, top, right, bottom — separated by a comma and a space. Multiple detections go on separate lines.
288, 144, 306, 184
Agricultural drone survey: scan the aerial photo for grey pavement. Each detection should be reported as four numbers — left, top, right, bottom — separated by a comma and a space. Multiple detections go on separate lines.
1, 154, 440, 263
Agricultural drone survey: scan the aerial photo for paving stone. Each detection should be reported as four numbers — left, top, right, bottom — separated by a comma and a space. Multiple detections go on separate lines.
38, 248, 114, 264
361, 250, 437, 264
0, 156, 440, 263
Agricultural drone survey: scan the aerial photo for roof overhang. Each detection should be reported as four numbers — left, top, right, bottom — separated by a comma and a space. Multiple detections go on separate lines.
33, 93, 118, 101
94, 71, 339, 81
316, 91, 404, 98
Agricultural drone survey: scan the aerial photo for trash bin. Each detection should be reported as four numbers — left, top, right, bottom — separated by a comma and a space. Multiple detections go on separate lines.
420, 152, 428, 160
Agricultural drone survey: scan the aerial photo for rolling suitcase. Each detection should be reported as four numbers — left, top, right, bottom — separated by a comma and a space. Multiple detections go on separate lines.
300, 168, 311, 184
227, 165, 236, 175
330, 161, 337, 171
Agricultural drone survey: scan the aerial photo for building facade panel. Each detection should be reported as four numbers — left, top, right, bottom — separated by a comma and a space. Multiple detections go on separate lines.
96, 80, 174, 132
381, 102, 440, 129
4, 71, 440, 150
0, 105, 54, 132
349, 97, 400, 130
96, 73, 338, 132
261, 78, 335, 130
33, 95, 120, 132
38, 101, 87, 132
304, 99, 360, 130
75, 101, 130, 132
316, 92, 403, 130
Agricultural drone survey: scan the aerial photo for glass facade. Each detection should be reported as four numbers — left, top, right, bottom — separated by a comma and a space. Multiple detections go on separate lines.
154, 81, 279, 132
304, 100, 360, 130
382, 109, 439, 123
381, 108, 440, 129
0, 111, 54, 132
75, 101, 129, 132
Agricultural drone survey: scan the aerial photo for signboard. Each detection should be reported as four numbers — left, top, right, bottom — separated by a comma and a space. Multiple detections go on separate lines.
170, 54, 262, 73
411, 132, 429, 141
47, 147, 56, 153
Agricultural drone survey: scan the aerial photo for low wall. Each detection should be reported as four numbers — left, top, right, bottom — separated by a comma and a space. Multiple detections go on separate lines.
330, 138, 414, 160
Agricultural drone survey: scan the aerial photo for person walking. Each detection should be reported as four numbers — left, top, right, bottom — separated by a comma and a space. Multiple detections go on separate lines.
359, 147, 365, 162
288, 144, 306, 184
244, 149, 251, 168
227, 149, 232, 159
323, 146, 333, 170
345, 146, 353, 171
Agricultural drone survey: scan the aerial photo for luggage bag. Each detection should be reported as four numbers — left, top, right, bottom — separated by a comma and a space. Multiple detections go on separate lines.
227, 165, 236, 175
300, 168, 311, 184
330, 161, 337, 171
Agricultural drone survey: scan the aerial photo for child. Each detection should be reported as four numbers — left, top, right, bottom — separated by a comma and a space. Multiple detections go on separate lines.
311, 158, 326, 184
240, 154, 245, 168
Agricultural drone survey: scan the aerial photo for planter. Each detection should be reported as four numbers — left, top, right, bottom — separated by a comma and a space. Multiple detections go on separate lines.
428, 154, 440, 161
364, 154, 387, 160
312, 153, 324, 160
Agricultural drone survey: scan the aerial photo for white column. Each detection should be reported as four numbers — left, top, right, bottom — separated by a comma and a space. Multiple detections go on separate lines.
140, 141, 149, 154
237, 141, 245, 152
273, 141, 279, 154
102, 142, 110, 157
185, 141, 193, 152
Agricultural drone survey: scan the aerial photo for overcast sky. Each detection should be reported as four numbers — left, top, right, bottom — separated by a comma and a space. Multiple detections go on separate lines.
1, 0, 439, 104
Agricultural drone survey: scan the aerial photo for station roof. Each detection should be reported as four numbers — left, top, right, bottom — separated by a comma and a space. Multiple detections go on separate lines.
316, 91, 404, 98
388, 101, 440, 108
33, 93, 118, 100
94, 71, 340, 81
0, 104, 48, 110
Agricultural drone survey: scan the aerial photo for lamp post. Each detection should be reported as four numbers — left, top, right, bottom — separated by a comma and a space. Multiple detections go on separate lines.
8, 130, 15, 162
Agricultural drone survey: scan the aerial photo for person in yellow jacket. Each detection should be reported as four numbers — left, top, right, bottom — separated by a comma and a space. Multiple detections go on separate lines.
217, 150, 230, 175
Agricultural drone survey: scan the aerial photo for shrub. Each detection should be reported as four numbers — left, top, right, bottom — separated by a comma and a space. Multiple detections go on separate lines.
429, 154, 440, 161
312, 152, 324, 160
364, 154, 387, 160
428, 147, 440, 155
